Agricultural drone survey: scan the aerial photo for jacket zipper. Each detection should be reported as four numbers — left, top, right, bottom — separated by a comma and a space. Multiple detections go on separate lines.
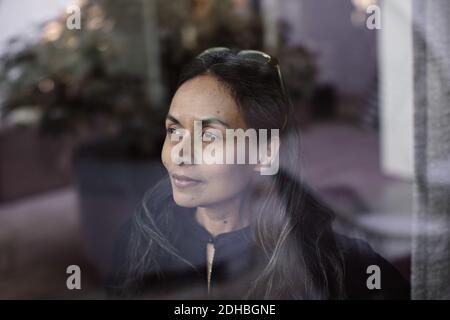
206, 240, 215, 295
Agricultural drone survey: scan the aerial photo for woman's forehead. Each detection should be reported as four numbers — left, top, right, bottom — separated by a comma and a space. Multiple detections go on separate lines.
168, 75, 244, 125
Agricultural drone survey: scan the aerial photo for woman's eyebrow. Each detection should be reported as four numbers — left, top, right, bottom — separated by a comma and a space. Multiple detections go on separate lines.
166, 114, 230, 128
166, 114, 180, 124
201, 117, 230, 128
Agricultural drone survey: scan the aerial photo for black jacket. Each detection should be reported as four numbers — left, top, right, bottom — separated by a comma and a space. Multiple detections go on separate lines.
107, 207, 410, 300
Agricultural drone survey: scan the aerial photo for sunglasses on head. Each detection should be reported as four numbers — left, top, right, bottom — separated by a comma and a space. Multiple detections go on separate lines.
197, 47, 287, 99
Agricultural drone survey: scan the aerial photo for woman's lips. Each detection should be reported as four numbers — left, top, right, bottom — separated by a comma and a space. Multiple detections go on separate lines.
171, 174, 203, 188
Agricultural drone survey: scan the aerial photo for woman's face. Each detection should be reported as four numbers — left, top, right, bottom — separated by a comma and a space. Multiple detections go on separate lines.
161, 75, 256, 208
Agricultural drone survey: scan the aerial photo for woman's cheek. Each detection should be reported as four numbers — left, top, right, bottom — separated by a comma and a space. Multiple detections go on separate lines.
204, 165, 251, 199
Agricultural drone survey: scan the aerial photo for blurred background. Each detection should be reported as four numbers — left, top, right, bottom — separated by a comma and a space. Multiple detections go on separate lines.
0, 0, 434, 299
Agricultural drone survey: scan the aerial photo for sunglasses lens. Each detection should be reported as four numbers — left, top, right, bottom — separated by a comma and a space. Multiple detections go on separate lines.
197, 47, 230, 58
237, 50, 271, 63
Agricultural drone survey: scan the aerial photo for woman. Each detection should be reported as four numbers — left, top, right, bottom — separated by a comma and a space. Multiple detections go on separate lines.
108, 48, 409, 299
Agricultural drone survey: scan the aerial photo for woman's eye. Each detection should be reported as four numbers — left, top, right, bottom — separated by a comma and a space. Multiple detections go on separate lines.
167, 127, 183, 136
202, 130, 217, 140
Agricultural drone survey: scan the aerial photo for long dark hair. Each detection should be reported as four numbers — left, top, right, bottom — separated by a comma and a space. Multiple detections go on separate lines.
117, 49, 346, 299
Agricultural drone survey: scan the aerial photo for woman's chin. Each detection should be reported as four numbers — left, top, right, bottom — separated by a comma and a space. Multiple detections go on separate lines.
172, 193, 201, 208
